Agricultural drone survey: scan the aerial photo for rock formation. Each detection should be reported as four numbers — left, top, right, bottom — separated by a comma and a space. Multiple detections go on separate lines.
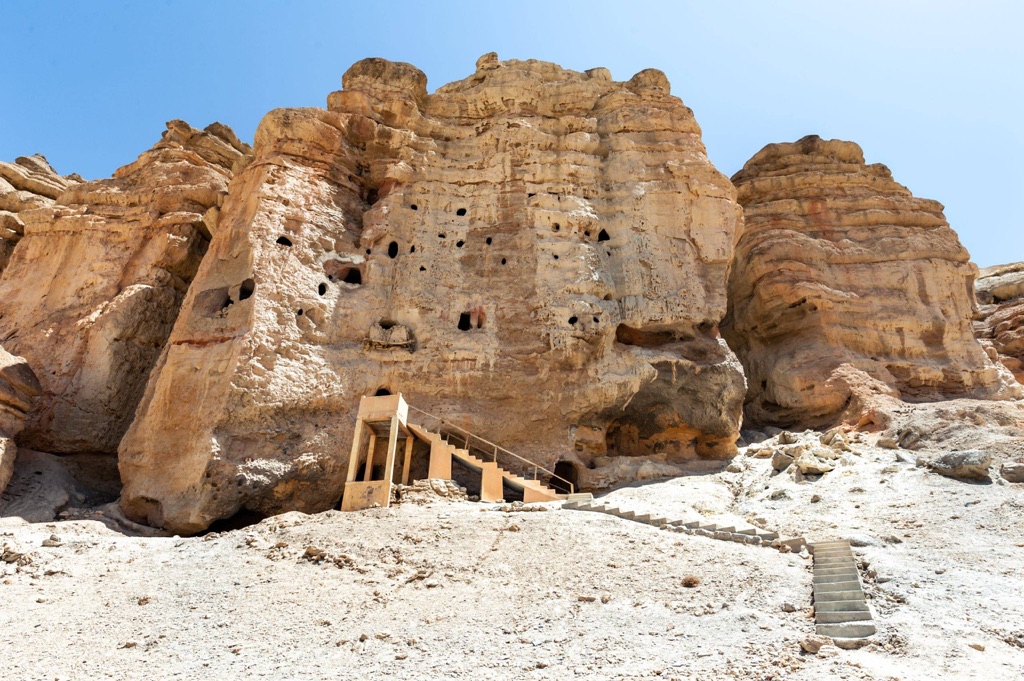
0, 121, 250, 454
0, 346, 41, 494
118, 55, 746, 533
0, 155, 80, 273
723, 135, 1019, 429
975, 261, 1024, 383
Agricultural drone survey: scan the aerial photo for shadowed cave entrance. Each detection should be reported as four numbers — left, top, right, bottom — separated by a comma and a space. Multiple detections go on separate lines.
549, 460, 580, 494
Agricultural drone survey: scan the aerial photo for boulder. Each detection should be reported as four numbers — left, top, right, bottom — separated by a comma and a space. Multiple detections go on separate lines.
0, 122, 249, 454
925, 450, 992, 481
723, 135, 1019, 430
118, 56, 746, 533
1000, 462, 1024, 483
771, 451, 794, 472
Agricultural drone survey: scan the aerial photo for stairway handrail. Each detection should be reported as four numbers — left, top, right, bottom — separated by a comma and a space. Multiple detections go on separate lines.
405, 404, 574, 494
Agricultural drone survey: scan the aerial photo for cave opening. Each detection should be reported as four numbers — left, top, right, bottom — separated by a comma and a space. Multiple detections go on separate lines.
318, 283, 327, 296
276, 236, 293, 247
238, 278, 255, 301
342, 268, 362, 285
457, 312, 473, 331
388, 241, 399, 259
374, 387, 392, 396
598, 229, 610, 242
550, 460, 580, 494
456, 208, 467, 216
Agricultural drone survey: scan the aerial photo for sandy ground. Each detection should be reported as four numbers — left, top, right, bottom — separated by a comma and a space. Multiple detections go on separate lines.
2, 403, 1023, 680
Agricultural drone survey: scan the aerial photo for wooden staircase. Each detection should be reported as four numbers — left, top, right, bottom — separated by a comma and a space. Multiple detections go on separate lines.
341, 394, 574, 511
408, 423, 565, 503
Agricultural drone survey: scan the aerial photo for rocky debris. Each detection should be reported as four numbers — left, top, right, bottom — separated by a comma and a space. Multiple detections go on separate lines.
755, 429, 851, 476
723, 135, 1020, 431
118, 55, 746, 533
0, 154, 80, 273
975, 261, 1024, 384
920, 450, 992, 481
1, 449, 121, 523
799, 635, 834, 654
1000, 462, 1024, 483
393, 479, 467, 504
0, 346, 41, 495
0, 121, 249, 456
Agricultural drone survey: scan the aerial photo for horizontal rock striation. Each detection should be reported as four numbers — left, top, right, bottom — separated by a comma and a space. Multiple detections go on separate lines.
0, 155, 81, 273
0, 121, 250, 454
723, 135, 1018, 429
975, 261, 1024, 383
119, 55, 746, 533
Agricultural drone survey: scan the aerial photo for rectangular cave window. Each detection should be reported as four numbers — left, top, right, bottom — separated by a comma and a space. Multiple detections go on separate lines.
458, 312, 472, 331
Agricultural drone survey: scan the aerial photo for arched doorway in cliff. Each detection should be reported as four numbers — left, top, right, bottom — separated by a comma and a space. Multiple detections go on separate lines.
549, 460, 580, 494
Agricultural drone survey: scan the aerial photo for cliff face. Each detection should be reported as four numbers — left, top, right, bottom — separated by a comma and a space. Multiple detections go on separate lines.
117, 55, 746, 533
0, 121, 249, 454
723, 135, 1019, 429
975, 262, 1024, 384
0, 155, 80, 273
0, 345, 40, 494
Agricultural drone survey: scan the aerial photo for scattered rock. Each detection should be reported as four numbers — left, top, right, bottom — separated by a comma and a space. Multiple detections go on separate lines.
968, 642, 985, 652
771, 452, 794, 472
799, 635, 834, 654
1000, 462, 1024, 483
924, 450, 992, 481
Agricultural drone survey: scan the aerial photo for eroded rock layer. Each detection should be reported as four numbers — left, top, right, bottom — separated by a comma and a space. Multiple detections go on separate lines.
723, 135, 1018, 429
119, 55, 746, 533
0, 121, 250, 454
0, 155, 80, 273
0, 345, 41, 494
975, 262, 1024, 383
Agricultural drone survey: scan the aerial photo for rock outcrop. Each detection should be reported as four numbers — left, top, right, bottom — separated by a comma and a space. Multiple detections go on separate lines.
0, 155, 80, 273
118, 55, 746, 533
723, 135, 1019, 429
0, 346, 41, 494
0, 121, 250, 454
975, 261, 1024, 383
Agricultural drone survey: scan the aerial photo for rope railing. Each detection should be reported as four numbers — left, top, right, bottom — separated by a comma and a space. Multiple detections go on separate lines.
406, 404, 575, 495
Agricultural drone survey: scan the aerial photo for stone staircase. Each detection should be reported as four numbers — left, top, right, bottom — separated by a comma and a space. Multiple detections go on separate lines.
808, 540, 876, 639
563, 498, 780, 546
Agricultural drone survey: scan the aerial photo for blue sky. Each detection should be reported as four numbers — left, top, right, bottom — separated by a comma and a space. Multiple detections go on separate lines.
2, 1, 1021, 266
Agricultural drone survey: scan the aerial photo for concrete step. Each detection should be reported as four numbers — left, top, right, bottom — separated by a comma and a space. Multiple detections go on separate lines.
814, 590, 866, 603
814, 572, 861, 584
565, 492, 593, 502
814, 598, 868, 612
814, 581, 864, 593
813, 556, 856, 566
810, 541, 852, 551
816, 623, 876, 639
816, 609, 873, 624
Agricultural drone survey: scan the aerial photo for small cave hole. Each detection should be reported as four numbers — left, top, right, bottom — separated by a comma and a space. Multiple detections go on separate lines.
438, 233, 446, 239
528, 192, 536, 198
553, 254, 559, 260
318, 283, 328, 296
410, 245, 416, 253
204, 509, 268, 534
419, 266, 427, 272
553, 223, 561, 232
568, 316, 579, 325
388, 241, 399, 259
457, 312, 473, 331
593, 316, 599, 323
584, 230, 591, 238
374, 387, 392, 396
410, 204, 418, 211
456, 240, 465, 248
276, 236, 293, 247
500, 258, 507, 265
456, 208, 467, 216
342, 268, 362, 285
238, 278, 255, 301
365, 187, 379, 205
297, 309, 304, 316
379, 320, 396, 330
485, 237, 492, 245
598, 229, 610, 242
366, 248, 372, 255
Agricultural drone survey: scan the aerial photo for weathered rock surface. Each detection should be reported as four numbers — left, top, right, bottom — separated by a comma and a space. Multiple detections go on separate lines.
975, 261, 1024, 384
0, 346, 41, 494
723, 135, 1019, 429
119, 55, 746, 533
0, 121, 249, 454
1001, 462, 1024, 483
921, 449, 992, 481
0, 154, 80, 273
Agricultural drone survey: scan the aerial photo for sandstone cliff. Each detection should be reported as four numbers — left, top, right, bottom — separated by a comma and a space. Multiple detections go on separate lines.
118, 55, 746, 533
0, 121, 250, 454
0, 155, 80, 273
975, 261, 1024, 383
723, 135, 1019, 429
0, 345, 41, 494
